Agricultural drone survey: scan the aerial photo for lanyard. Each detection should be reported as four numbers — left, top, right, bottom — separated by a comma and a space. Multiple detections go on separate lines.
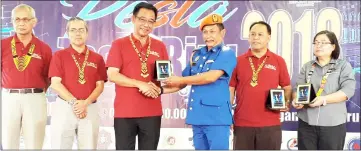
306, 63, 335, 96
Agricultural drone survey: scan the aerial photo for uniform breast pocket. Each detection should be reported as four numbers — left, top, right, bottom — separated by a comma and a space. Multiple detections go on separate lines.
324, 71, 341, 93
30, 56, 45, 72
200, 83, 227, 107
190, 64, 199, 76
328, 70, 340, 83
263, 68, 278, 78
202, 62, 213, 72
261, 68, 279, 86
85, 62, 99, 80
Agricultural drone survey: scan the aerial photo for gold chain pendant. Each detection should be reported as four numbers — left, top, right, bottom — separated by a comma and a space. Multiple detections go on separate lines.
130, 35, 151, 78
250, 74, 258, 87
72, 49, 90, 84
250, 81, 258, 87
78, 71, 86, 84
11, 37, 35, 71
140, 62, 149, 78
79, 79, 86, 84
248, 56, 268, 87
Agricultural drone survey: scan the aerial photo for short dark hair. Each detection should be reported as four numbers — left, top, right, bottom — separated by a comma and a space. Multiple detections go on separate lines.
216, 23, 225, 30
133, 2, 158, 20
313, 30, 340, 59
249, 21, 271, 35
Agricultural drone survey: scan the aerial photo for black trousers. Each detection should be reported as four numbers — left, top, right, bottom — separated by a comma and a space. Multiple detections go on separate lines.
233, 125, 282, 150
298, 119, 346, 150
114, 116, 161, 150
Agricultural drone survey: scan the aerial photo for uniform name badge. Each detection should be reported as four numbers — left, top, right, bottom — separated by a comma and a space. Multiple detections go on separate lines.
266, 89, 286, 110
295, 84, 316, 104
155, 60, 172, 81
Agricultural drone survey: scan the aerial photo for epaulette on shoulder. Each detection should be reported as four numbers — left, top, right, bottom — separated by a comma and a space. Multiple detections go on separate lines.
193, 48, 201, 52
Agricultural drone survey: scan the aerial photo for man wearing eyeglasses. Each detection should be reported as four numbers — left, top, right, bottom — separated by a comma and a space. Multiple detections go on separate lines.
48, 17, 107, 149
106, 2, 169, 150
1, 4, 52, 149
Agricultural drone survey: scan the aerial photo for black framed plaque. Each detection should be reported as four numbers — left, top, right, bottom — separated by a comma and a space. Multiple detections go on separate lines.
266, 89, 286, 110
295, 84, 316, 104
155, 60, 172, 81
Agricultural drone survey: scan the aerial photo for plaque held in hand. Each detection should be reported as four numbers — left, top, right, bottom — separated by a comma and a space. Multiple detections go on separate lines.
266, 89, 286, 110
155, 60, 172, 81
295, 84, 316, 104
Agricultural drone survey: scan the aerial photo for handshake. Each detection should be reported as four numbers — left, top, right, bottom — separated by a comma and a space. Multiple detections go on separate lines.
137, 81, 162, 98
136, 75, 184, 98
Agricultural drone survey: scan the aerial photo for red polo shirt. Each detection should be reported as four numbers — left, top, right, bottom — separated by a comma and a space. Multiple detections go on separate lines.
106, 34, 169, 118
230, 49, 290, 127
48, 46, 107, 100
1, 34, 52, 89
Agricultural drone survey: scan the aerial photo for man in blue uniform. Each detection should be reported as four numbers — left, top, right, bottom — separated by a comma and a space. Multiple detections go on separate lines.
161, 14, 237, 150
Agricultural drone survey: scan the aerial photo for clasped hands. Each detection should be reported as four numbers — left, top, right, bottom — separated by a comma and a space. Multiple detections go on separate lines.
72, 100, 89, 119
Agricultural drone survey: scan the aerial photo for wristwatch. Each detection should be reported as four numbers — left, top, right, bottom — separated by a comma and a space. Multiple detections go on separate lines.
68, 98, 76, 106
232, 103, 237, 110
160, 87, 164, 95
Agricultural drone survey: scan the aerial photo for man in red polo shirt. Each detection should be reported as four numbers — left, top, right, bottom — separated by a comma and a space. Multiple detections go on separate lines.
1, 4, 52, 149
106, 2, 168, 150
48, 17, 107, 149
229, 21, 292, 150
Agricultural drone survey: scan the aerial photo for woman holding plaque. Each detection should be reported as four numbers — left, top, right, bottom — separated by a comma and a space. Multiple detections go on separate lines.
292, 30, 356, 150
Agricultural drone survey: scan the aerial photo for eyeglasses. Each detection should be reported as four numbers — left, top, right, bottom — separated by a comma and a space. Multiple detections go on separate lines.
13, 17, 34, 23
312, 41, 333, 46
135, 16, 155, 25
68, 28, 86, 34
